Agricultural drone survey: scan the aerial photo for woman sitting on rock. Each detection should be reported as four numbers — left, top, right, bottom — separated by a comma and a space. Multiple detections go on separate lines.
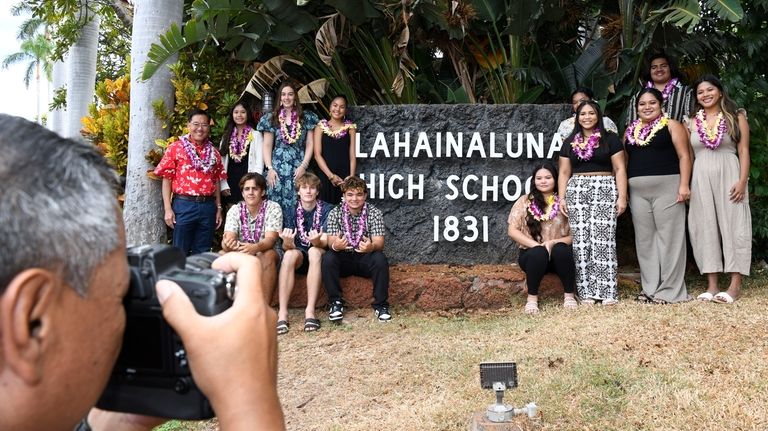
507, 162, 577, 314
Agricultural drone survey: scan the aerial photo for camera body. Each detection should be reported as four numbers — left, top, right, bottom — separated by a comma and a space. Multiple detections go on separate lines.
97, 244, 234, 419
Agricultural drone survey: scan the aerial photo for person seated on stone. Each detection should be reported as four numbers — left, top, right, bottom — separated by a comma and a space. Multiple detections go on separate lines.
276, 173, 332, 334
0, 114, 284, 431
322, 176, 392, 322
222, 172, 282, 301
507, 162, 577, 314
557, 87, 618, 140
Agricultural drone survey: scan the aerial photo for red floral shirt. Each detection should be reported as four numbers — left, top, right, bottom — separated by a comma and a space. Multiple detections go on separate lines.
154, 139, 227, 196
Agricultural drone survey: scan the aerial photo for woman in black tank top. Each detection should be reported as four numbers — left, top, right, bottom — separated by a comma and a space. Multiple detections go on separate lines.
624, 88, 691, 304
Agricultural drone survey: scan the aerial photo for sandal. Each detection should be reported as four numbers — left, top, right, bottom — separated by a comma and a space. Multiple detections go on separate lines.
635, 293, 653, 303
653, 298, 669, 305
696, 292, 716, 302
601, 298, 619, 306
713, 292, 735, 304
580, 298, 596, 305
303, 318, 321, 332
563, 297, 578, 310
524, 301, 539, 315
276, 320, 289, 335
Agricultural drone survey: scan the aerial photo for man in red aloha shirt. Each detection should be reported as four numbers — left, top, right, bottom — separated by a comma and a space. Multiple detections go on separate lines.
155, 109, 227, 254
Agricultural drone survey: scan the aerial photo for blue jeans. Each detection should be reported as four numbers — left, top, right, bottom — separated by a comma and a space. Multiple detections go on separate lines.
171, 198, 216, 255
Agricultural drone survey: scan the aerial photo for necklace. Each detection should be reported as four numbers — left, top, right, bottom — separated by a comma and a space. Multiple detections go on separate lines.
571, 129, 600, 161
296, 201, 323, 246
342, 202, 367, 249
180, 134, 216, 173
229, 125, 252, 162
695, 109, 727, 150
319, 119, 356, 139
527, 194, 560, 222
625, 114, 668, 146
279, 108, 302, 144
646, 77, 678, 102
240, 200, 267, 243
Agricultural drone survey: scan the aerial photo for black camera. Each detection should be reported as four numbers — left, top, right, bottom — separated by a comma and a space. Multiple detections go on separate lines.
97, 244, 235, 419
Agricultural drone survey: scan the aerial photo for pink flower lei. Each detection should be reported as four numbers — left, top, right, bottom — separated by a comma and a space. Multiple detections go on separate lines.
342, 202, 367, 249
279, 108, 302, 144
229, 125, 252, 162
319, 119, 356, 139
180, 134, 217, 173
695, 109, 727, 150
296, 201, 323, 246
527, 194, 560, 222
571, 128, 601, 161
240, 200, 267, 243
646, 77, 678, 102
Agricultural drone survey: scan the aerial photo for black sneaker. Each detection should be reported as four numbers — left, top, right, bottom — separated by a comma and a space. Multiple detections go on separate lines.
328, 301, 344, 321
374, 306, 392, 322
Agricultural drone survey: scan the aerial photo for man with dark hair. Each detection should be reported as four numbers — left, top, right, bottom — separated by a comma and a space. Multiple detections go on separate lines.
155, 109, 227, 254
626, 51, 694, 123
0, 114, 284, 430
222, 172, 282, 301
322, 176, 392, 322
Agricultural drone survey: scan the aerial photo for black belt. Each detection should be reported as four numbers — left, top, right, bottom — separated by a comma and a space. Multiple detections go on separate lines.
174, 194, 215, 202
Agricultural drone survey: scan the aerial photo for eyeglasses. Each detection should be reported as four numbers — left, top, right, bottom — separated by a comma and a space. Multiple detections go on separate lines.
190, 122, 210, 129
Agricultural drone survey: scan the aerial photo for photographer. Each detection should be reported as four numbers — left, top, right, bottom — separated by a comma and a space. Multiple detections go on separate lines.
0, 114, 285, 431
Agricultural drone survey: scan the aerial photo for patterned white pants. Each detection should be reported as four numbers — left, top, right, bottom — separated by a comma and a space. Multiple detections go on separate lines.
566, 175, 618, 300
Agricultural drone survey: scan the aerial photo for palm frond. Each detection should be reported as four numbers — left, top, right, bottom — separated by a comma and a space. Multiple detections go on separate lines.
315, 13, 345, 66
242, 55, 304, 99
297, 78, 329, 104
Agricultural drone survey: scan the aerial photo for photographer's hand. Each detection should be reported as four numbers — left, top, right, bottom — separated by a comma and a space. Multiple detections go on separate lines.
155, 253, 285, 430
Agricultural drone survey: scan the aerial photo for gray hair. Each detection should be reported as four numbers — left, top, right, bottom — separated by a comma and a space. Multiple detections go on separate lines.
0, 114, 120, 295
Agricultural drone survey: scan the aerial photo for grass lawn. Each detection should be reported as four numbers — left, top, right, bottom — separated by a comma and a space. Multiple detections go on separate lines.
158, 267, 768, 430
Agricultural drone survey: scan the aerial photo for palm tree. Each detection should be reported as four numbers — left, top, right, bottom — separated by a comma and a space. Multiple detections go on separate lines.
123, 0, 183, 246
2, 33, 53, 124
64, 2, 100, 141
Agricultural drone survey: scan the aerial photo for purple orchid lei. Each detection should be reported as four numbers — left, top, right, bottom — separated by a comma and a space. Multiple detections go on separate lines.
695, 109, 727, 150
229, 125, 252, 162
571, 128, 600, 161
296, 200, 323, 246
319, 119, 356, 139
279, 108, 301, 144
180, 134, 216, 173
527, 194, 560, 222
646, 77, 678, 102
342, 201, 367, 249
240, 200, 267, 243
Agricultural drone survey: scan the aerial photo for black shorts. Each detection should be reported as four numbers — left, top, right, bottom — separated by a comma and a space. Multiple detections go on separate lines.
278, 247, 310, 275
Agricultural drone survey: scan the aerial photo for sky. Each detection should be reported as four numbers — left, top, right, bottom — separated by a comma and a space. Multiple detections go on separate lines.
0, 0, 50, 123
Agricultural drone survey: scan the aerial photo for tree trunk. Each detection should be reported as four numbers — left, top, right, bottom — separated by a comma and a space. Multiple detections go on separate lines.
64, 2, 99, 140
51, 59, 67, 134
123, 0, 183, 246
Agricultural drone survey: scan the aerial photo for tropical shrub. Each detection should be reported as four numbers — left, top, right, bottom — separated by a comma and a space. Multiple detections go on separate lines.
81, 73, 131, 176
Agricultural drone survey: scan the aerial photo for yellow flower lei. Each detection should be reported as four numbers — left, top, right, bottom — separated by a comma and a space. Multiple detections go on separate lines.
629, 114, 668, 146
696, 110, 723, 142
319, 119, 357, 139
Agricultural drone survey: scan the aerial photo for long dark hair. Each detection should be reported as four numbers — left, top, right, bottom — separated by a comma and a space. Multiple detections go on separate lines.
641, 52, 684, 83
565, 100, 610, 161
271, 80, 303, 125
693, 75, 742, 142
220, 101, 257, 157
526, 162, 558, 243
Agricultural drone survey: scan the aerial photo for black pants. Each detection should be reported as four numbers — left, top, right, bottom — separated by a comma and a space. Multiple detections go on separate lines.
321, 250, 390, 308
518, 243, 575, 296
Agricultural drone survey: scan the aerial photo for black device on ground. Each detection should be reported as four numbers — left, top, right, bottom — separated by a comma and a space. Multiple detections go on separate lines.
96, 244, 235, 419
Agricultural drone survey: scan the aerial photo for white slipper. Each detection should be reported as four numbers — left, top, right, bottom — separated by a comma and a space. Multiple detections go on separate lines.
696, 292, 715, 302
713, 292, 735, 304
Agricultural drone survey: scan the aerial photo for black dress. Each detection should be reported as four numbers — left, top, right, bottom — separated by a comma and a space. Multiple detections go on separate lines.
318, 131, 352, 204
